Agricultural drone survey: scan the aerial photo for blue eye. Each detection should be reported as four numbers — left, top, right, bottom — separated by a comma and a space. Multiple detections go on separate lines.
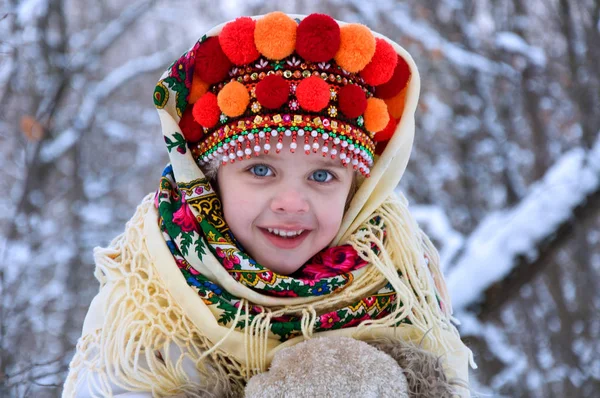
310, 170, 333, 183
249, 164, 272, 177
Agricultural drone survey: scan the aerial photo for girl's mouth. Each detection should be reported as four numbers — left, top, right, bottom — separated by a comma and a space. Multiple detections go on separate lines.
259, 228, 310, 249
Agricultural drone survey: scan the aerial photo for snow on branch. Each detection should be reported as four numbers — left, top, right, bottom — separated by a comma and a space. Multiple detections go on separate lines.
40, 50, 173, 162
495, 32, 547, 67
70, 0, 158, 70
447, 134, 600, 312
381, 6, 518, 78
408, 203, 465, 273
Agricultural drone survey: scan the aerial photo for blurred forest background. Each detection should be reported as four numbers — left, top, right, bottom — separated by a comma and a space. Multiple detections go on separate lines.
1, 0, 599, 397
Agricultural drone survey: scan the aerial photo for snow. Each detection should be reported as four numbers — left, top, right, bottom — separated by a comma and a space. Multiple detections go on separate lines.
382, 6, 517, 77
17, 0, 48, 24
79, 202, 114, 225
410, 204, 464, 272
447, 135, 600, 311
495, 31, 547, 67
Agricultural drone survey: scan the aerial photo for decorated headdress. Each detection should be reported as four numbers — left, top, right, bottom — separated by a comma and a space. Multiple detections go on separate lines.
154, 12, 411, 178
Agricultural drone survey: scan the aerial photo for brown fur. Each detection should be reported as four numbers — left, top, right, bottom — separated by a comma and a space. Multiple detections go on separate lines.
367, 338, 458, 398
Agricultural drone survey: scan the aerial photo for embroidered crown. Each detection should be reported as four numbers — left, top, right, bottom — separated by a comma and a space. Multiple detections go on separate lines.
154, 12, 411, 178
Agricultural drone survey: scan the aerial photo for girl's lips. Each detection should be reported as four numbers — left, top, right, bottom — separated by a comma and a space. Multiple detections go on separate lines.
259, 227, 310, 249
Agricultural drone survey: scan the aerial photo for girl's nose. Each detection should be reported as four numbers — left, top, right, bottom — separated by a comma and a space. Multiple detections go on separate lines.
270, 189, 310, 214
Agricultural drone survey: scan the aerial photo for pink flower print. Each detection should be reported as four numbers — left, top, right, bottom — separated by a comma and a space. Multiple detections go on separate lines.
319, 312, 340, 329
362, 296, 376, 308
258, 270, 274, 282
195, 186, 204, 195
345, 314, 371, 328
268, 289, 299, 298
216, 247, 226, 258
172, 202, 198, 232
223, 254, 241, 270
300, 245, 366, 280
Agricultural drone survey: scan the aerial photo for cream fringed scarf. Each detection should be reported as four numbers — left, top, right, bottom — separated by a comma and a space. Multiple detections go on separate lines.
63, 190, 474, 397
64, 13, 475, 398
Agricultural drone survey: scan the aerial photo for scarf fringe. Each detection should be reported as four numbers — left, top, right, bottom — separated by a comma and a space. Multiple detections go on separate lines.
64, 194, 246, 398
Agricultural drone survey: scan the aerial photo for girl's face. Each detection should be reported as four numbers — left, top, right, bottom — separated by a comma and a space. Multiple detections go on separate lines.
217, 136, 355, 275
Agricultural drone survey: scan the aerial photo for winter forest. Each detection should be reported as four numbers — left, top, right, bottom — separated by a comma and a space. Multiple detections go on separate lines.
1, 0, 599, 396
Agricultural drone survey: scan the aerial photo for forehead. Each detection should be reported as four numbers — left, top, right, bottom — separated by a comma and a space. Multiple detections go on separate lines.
255, 151, 349, 171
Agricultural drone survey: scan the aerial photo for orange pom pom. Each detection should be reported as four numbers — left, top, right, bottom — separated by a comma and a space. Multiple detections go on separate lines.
255, 12, 297, 60
189, 75, 209, 104
383, 86, 407, 119
334, 24, 376, 73
364, 97, 389, 132
360, 38, 398, 86
218, 81, 249, 117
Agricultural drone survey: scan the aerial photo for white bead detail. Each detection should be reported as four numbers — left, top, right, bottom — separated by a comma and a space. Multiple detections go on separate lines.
312, 142, 319, 149
333, 137, 340, 144
285, 129, 292, 136
223, 143, 230, 150
259, 131, 265, 138
311, 130, 318, 137
245, 148, 252, 155
304, 144, 311, 151
264, 143, 271, 150
322, 133, 329, 140
222, 156, 228, 162
298, 129, 305, 136
271, 130, 278, 136
348, 144, 355, 151
290, 142, 298, 149
229, 153, 236, 160
341, 141, 348, 147
322, 146, 329, 153
238, 136, 244, 142
340, 153, 347, 160
254, 145, 261, 152
331, 149, 338, 155
217, 147, 224, 153
237, 150, 243, 157
248, 133, 254, 140
276, 142, 283, 149
352, 158, 359, 165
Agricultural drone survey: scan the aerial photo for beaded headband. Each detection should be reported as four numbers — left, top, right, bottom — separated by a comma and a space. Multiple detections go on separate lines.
154, 12, 411, 178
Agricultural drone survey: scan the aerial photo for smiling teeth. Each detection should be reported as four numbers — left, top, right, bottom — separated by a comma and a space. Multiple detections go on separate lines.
267, 228, 304, 237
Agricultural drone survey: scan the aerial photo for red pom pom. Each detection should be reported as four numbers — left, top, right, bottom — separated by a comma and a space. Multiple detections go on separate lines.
296, 76, 330, 112
360, 39, 398, 86
219, 17, 260, 66
338, 84, 367, 118
192, 92, 220, 128
256, 75, 290, 109
179, 106, 204, 142
374, 54, 411, 99
296, 14, 341, 62
375, 140, 389, 156
373, 114, 398, 142
193, 37, 232, 85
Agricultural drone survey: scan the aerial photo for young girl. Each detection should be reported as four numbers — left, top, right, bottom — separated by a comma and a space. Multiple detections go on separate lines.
64, 12, 474, 397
